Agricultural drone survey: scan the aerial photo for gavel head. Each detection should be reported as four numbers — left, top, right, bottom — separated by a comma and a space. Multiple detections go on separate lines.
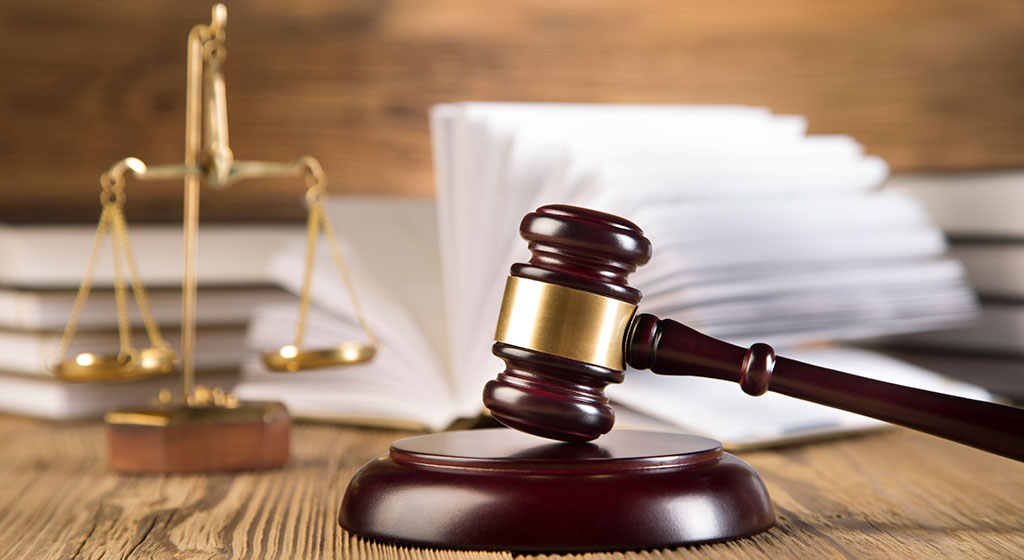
483, 204, 652, 442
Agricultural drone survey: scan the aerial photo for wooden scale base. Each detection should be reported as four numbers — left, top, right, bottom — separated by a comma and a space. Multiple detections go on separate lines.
106, 402, 289, 473
340, 428, 774, 552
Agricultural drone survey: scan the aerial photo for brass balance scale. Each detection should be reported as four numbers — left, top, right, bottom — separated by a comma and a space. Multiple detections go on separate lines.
49, 4, 375, 473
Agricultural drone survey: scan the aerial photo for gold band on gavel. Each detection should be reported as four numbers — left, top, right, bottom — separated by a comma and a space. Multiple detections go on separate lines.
493, 276, 638, 371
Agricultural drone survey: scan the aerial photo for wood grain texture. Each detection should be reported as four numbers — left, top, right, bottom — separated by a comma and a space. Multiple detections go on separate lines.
1, 414, 1022, 559
1, 0, 1023, 222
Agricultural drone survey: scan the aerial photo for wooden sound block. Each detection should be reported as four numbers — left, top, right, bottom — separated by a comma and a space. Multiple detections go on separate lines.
340, 428, 774, 552
105, 401, 289, 473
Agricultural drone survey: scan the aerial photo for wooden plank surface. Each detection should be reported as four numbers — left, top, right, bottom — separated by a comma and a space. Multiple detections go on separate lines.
1, 0, 1023, 222
0, 414, 1022, 559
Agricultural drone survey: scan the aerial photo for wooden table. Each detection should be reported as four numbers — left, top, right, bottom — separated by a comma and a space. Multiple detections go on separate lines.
1, 414, 1022, 559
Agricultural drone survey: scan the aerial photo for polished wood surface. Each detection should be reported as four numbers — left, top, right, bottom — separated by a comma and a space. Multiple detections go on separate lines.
341, 429, 773, 550
486, 205, 651, 442
2, 0, 1024, 222
629, 315, 1024, 462
1, 415, 1022, 559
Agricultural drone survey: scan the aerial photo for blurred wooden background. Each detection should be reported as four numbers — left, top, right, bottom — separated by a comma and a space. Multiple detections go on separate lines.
1, 0, 1022, 222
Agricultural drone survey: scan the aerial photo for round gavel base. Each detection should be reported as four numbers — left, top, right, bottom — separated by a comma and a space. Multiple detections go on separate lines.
340, 428, 774, 552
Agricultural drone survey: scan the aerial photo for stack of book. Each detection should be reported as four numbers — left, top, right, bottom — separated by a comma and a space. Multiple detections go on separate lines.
235, 103, 988, 449
882, 171, 1024, 402
0, 223, 302, 419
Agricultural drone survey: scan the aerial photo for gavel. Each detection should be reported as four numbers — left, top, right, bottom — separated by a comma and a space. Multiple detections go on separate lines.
483, 204, 1024, 461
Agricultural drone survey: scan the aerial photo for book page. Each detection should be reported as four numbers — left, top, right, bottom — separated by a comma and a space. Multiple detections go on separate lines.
434, 103, 891, 407
234, 200, 460, 428
240, 305, 454, 429
326, 198, 450, 372
429, 102, 980, 441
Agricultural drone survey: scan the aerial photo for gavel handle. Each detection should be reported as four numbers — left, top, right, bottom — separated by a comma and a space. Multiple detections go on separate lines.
626, 314, 1024, 462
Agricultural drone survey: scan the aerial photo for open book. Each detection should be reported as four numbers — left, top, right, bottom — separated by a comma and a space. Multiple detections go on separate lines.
236, 103, 984, 447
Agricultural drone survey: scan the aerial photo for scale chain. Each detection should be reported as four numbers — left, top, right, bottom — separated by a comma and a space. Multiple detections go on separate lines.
290, 167, 376, 353
53, 165, 172, 376
54, 206, 113, 365
109, 202, 170, 351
